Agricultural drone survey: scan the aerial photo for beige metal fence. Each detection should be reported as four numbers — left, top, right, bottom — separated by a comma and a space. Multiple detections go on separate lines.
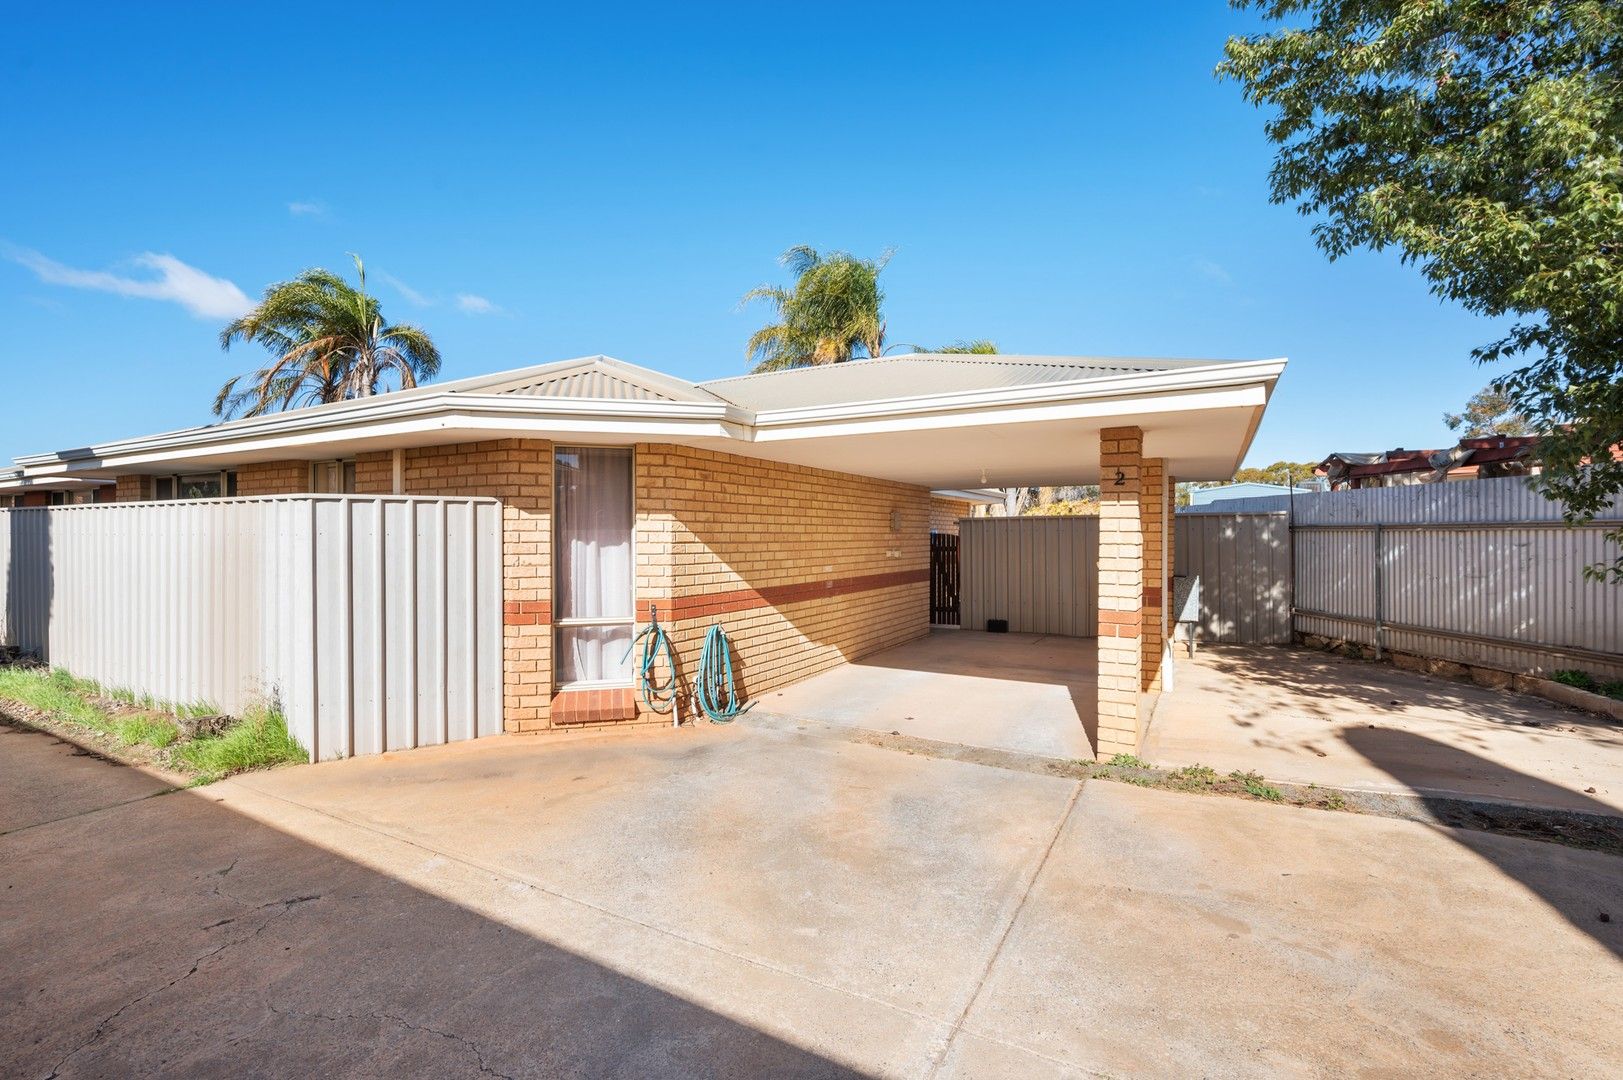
1173, 513, 1292, 644
1, 495, 504, 761
959, 516, 1098, 635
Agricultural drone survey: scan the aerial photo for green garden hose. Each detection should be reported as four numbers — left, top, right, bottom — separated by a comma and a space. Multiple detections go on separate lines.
625, 607, 678, 714
695, 622, 751, 723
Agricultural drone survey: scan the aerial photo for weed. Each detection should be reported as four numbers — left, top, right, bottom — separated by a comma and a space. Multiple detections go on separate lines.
1120, 774, 1153, 787
1551, 669, 1598, 692
1243, 779, 1284, 801
1322, 790, 1347, 811
1600, 680, 1623, 702
1170, 764, 1217, 786
1228, 769, 1265, 785
1108, 753, 1150, 769
176, 709, 307, 777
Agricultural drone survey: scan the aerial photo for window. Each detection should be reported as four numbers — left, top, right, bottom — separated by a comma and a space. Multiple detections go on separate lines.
554, 447, 634, 686
152, 471, 238, 501
311, 460, 357, 493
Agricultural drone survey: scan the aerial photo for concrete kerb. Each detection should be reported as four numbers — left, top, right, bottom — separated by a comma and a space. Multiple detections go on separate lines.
749, 708, 1623, 857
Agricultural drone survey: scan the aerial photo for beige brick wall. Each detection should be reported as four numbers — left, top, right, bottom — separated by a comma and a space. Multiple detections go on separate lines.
235, 460, 309, 496
929, 496, 975, 535
633, 444, 931, 724
114, 474, 151, 502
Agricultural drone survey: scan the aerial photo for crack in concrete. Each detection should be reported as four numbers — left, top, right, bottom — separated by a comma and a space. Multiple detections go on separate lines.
41, 894, 320, 1079
923, 780, 1096, 1079
266, 1003, 514, 1079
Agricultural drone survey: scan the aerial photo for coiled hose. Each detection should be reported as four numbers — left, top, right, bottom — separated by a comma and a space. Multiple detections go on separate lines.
625, 607, 678, 714
695, 622, 751, 723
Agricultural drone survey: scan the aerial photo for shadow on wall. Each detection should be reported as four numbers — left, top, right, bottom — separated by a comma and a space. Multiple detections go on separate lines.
0, 739, 867, 1078
4, 508, 53, 661
1343, 726, 1623, 963
654, 464, 934, 709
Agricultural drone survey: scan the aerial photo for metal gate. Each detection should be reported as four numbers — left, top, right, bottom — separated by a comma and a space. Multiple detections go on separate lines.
930, 532, 960, 625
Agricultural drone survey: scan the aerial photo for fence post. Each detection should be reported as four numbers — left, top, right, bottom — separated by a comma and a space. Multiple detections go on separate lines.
1373, 523, 1384, 660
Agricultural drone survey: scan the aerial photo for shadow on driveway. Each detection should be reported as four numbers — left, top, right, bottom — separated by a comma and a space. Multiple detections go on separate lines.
1344, 726, 1622, 962
1, 727, 865, 1079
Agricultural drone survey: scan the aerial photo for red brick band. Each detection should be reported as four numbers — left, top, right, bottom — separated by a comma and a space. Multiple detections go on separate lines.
503, 599, 552, 626
638, 568, 928, 623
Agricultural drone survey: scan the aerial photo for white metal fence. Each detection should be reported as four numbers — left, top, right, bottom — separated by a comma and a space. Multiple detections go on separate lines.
1, 495, 504, 761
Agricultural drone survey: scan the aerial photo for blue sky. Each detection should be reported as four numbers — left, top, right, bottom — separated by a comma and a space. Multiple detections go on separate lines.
1, 2, 1506, 467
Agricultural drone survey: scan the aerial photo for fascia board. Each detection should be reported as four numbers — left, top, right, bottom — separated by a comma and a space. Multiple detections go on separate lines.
747, 384, 1270, 443
746, 359, 1285, 428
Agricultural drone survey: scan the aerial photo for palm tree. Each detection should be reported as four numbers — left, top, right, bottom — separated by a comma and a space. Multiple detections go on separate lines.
214, 254, 441, 418
936, 339, 998, 354
741, 246, 890, 372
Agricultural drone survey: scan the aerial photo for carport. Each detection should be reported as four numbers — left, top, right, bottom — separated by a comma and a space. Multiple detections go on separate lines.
760, 631, 1099, 758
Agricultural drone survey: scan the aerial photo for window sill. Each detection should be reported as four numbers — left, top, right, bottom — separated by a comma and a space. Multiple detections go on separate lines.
551, 687, 639, 725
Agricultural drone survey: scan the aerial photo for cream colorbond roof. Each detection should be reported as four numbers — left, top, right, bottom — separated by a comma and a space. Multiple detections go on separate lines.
11, 352, 1286, 487
698, 353, 1221, 412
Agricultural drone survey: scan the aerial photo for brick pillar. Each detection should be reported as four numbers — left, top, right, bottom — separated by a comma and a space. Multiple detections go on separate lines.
1096, 427, 1145, 758
1095, 428, 1171, 759
1139, 459, 1169, 695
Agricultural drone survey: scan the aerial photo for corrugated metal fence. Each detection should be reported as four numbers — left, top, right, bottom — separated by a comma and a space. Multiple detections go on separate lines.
960, 516, 1098, 635
0, 495, 504, 761
1173, 513, 1292, 644
955, 477, 1621, 679
1181, 477, 1623, 679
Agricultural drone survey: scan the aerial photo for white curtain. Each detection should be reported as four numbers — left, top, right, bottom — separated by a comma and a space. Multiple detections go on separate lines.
555, 447, 633, 682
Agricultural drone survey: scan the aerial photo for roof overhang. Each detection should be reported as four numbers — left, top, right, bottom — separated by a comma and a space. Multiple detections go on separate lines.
13, 357, 1286, 487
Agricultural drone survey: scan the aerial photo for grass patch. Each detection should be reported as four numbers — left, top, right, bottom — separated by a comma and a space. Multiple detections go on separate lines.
114, 714, 180, 748
1108, 753, 1150, 768
175, 709, 307, 778
0, 664, 305, 781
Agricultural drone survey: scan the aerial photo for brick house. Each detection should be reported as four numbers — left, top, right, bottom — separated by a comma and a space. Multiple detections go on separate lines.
8, 353, 1284, 758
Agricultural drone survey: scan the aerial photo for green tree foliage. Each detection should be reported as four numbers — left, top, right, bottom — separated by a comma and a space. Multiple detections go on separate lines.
1220, 0, 1623, 579
936, 339, 999, 354
1444, 384, 1532, 437
1231, 460, 1320, 485
216, 255, 440, 418
741, 246, 889, 372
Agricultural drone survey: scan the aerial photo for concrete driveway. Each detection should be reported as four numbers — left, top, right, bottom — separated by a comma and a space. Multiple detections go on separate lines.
4, 717, 1620, 1078
759, 630, 1096, 760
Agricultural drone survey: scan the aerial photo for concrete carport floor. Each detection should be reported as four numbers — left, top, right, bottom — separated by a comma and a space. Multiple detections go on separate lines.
4, 714, 1620, 1078
758, 630, 1098, 760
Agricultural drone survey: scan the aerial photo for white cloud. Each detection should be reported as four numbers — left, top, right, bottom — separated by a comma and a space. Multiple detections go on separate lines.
455, 293, 502, 315
3, 244, 252, 319
1191, 257, 1234, 286
287, 200, 328, 217
378, 271, 434, 307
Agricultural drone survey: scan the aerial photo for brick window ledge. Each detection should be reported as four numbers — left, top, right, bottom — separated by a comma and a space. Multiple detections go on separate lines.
551, 687, 638, 725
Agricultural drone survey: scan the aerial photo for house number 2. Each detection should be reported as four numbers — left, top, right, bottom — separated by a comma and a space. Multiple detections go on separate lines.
1112, 469, 1126, 486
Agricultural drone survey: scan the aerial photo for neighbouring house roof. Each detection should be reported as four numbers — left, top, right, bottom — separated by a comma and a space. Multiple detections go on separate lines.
1317, 437, 1540, 485
10, 352, 1287, 489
